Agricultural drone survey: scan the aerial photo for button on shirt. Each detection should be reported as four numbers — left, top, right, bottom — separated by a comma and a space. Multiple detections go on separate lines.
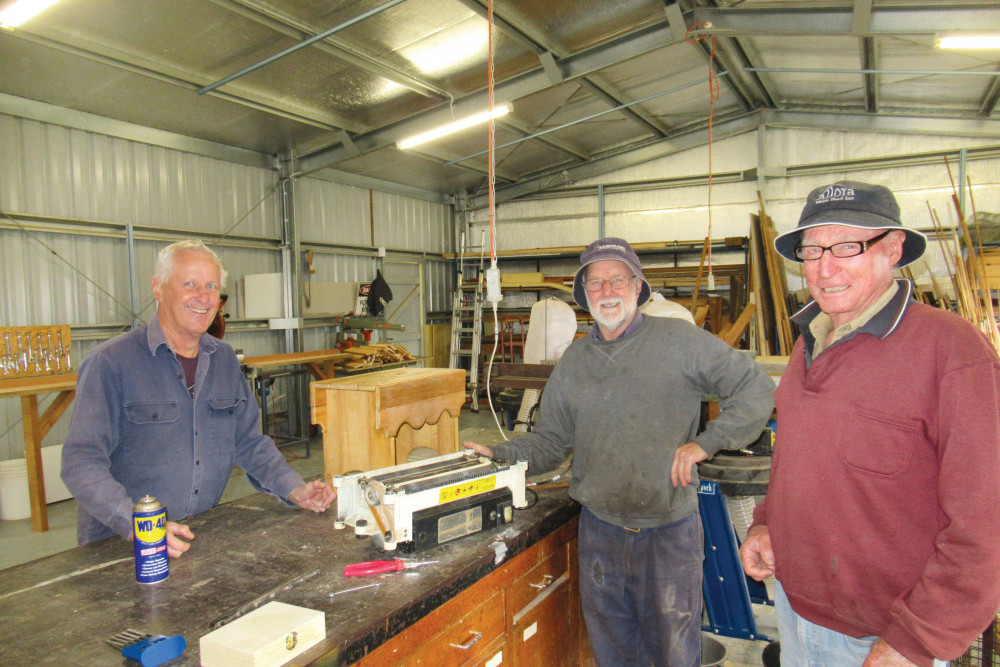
61, 316, 304, 544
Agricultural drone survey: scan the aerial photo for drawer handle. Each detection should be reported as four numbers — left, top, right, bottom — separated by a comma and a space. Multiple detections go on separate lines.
530, 574, 554, 590
449, 631, 483, 650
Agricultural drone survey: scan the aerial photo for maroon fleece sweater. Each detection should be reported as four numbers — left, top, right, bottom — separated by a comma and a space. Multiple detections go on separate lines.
753, 300, 1000, 666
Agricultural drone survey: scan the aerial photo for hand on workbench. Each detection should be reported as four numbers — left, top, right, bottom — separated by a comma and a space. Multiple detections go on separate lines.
462, 441, 493, 457
739, 526, 775, 581
166, 521, 194, 558
670, 441, 708, 488
288, 480, 336, 512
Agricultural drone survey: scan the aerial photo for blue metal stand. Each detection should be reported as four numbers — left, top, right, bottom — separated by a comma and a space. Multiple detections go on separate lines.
699, 479, 773, 641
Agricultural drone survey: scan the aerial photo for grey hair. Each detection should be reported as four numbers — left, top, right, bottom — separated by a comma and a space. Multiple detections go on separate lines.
154, 240, 228, 288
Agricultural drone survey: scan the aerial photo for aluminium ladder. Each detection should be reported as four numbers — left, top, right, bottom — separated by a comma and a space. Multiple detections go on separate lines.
449, 231, 485, 411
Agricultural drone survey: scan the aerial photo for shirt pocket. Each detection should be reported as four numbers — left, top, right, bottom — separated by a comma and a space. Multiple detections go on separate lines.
840, 404, 920, 478
122, 401, 181, 464
207, 396, 245, 444
124, 401, 180, 425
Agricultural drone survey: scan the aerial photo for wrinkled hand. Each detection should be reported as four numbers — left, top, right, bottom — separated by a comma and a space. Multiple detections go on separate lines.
462, 441, 494, 457
165, 521, 194, 558
863, 639, 918, 667
670, 441, 708, 487
739, 526, 775, 580
288, 480, 336, 513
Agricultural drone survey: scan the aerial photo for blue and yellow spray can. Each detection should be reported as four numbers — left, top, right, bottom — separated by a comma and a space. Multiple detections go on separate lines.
133, 495, 169, 584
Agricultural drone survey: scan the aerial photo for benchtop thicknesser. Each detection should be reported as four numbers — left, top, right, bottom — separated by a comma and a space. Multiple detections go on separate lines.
334, 452, 528, 552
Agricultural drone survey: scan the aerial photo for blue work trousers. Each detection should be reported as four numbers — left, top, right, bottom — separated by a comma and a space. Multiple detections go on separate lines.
578, 507, 704, 667
775, 580, 949, 667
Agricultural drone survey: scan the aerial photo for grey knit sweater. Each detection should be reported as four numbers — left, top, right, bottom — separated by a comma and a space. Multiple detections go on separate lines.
491, 315, 775, 527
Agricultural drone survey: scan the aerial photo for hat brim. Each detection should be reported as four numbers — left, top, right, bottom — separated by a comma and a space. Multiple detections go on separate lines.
572, 261, 651, 312
774, 217, 927, 268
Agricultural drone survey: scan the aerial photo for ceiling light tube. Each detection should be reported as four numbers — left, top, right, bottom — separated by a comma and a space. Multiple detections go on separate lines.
397, 104, 511, 150
936, 33, 1000, 50
0, 0, 63, 28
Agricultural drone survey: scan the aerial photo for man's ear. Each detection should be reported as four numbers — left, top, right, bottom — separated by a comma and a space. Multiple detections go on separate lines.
151, 276, 162, 303
887, 230, 906, 266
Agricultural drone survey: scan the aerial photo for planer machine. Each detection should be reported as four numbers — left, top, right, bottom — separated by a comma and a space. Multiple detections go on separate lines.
333, 452, 528, 552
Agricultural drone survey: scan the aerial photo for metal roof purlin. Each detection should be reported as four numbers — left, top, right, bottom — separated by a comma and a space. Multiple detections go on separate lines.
294, 22, 676, 176
205, 0, 452, 100
197, 0, 409, 95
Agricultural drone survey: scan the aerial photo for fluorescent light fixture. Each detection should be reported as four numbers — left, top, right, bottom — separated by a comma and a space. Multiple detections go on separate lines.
397, 104, 511, 150
936, 33, 1000, 50
0, 0, 62, 28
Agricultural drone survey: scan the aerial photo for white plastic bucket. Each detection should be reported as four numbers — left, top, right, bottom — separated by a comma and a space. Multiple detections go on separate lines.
0, 458, 31, 521
702, 635, 728, 667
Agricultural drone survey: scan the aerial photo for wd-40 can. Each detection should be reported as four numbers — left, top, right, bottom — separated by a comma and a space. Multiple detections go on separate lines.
133, 495, 169, 584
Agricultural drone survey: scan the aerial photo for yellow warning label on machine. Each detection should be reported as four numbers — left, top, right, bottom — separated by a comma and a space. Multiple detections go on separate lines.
439, 475, 497, 504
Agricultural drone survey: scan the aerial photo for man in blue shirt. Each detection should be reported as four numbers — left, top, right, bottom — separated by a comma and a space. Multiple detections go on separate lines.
62, 240, 334, 556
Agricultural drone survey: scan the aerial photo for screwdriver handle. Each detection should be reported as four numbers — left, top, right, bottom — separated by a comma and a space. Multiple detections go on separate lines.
344, 559, 403, 576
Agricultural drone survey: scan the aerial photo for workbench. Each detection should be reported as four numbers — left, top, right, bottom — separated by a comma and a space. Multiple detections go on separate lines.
242, 349, 357, 382
0, 373, 77, 532
0, 484, 586, 666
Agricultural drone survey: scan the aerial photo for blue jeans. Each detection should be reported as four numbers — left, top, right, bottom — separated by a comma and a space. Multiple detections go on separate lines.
774, 580, 948, 667
578, 507, 704, 667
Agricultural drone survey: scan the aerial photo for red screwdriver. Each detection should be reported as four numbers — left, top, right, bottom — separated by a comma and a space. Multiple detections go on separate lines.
343, 559, 439, 577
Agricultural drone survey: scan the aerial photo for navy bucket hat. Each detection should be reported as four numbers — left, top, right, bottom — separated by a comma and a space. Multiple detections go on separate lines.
572, 237, 652, 312
774, 181, 927, 268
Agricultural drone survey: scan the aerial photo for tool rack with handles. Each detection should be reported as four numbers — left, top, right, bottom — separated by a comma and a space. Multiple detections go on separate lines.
0, 325, 73, 380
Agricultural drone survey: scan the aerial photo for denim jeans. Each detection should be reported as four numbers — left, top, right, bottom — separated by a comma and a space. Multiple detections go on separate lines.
578, 507, 704, 667
774, 580, 948, 667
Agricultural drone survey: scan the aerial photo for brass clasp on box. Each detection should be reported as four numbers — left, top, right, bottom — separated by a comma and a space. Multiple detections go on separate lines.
285, 631, 298, 650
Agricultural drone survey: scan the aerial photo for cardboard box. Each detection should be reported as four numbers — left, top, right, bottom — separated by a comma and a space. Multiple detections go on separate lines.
301, 281, 358, 316
199, 601, 324, 667
236, 273, 283, 319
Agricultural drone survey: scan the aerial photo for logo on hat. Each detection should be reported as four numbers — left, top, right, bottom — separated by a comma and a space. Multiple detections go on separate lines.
595, 243, 629, 253
814, 185, 856, 205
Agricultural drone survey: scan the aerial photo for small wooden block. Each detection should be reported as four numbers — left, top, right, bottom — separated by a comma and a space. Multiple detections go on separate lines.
199, 601, 324, 667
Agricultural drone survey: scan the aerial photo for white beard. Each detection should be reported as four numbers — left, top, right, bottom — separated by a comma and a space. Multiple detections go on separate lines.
588, 293, 638, 336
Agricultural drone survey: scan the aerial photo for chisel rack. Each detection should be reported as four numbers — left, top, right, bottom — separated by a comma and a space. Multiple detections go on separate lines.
0, 325, 73, 379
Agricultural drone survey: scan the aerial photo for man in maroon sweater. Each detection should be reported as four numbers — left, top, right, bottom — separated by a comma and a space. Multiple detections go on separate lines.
740, 181, 1000, 667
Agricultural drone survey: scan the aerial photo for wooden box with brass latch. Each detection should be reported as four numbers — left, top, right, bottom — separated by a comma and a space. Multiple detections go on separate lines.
199, 601, 324, 667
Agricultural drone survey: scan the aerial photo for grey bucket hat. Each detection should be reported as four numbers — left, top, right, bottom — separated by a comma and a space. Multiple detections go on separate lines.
572, 237, 652, 312
774, 181, 927, 268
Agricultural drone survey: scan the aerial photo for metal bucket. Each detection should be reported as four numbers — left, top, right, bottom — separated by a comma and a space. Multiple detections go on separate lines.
702, 634, 728, 667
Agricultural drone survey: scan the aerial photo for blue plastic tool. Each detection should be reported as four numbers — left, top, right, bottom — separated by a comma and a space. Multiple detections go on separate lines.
107, 629, 186, 667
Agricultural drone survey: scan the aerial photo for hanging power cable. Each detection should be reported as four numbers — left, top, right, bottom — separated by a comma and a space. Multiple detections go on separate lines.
686, 23, 721, 290
483, 0, 508, 441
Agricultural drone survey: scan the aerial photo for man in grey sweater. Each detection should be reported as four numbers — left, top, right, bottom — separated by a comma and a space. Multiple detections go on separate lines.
465, 237, 774, 667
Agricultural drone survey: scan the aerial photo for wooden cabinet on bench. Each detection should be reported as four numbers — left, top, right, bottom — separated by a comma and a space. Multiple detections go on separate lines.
309, 367, 465, 477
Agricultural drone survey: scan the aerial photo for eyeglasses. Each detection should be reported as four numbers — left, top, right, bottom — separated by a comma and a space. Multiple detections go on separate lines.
794, 230, 891, 261
584, 275, 634, 292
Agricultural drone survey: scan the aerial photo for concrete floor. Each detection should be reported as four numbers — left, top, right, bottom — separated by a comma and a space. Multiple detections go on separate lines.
0, 402, 777, 667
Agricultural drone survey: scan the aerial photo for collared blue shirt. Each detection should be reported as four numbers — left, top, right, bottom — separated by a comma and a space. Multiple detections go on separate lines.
62, 315, 304, 544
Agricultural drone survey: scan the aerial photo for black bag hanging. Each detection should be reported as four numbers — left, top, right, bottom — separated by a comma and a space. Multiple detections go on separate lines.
367, 270, 393, 316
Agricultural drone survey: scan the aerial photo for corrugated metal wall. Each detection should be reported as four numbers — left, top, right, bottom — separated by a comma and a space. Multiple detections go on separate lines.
0, 115, 456, 461
468, 128, 1000, 298
296, 177, 454, 318
4, 111, 998, 463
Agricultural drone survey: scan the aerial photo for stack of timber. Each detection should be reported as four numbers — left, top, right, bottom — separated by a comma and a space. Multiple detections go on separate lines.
749, 197, 796, 356
340, 343, 416, 370
925, 166, 1000, 353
